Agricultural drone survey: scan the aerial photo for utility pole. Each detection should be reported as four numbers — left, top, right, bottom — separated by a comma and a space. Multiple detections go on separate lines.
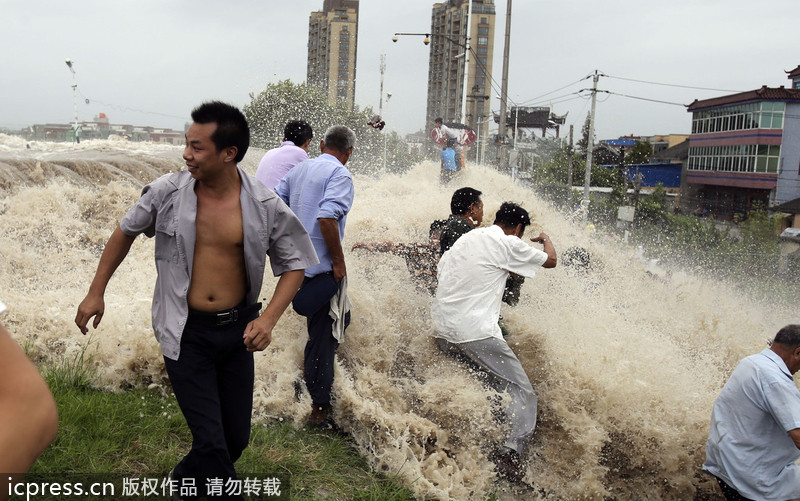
497, 0, 512, 171
378, 54, 386, 117
65, 59, 79, 143
582, 70, 599, 221
460, 0, 472, 125
567, 124, 574, 205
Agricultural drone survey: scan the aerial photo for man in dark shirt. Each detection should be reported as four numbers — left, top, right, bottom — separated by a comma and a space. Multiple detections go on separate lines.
440, 187, 483, 255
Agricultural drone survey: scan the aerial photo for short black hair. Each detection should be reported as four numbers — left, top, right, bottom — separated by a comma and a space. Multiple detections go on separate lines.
434, 117, 443, 124
493, 202, 531, 231
450, 187, 482, 215
284, 120, 313, 147
774, 325, 800, 349
191, 101, 250, 163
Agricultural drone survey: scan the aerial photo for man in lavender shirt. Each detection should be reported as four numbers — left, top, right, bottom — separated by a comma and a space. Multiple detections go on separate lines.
255, 120, 313, 191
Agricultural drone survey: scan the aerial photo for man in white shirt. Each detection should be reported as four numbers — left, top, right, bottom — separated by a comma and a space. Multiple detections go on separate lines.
703, 324, 800, 501
255, 120, 313, 191
431, 202, 557, 482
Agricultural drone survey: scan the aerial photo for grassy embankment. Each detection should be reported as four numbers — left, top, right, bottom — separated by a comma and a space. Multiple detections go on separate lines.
25, 346, 417, 500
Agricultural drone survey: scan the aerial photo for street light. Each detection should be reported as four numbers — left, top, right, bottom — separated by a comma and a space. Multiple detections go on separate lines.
383, 92, 392, 171
64, 59, 79, 143
392, 31, 470, 124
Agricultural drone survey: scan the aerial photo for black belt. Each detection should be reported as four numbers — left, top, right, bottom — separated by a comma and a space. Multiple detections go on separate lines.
188, 303, 262, 326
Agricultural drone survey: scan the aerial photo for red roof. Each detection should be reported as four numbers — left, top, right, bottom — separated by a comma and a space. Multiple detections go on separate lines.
687, 86, 800, 111
787, 65, 800, 78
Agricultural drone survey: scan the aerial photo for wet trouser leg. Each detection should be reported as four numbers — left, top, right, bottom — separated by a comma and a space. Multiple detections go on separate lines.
435, 336, 537, 454
292, 272, 349, 405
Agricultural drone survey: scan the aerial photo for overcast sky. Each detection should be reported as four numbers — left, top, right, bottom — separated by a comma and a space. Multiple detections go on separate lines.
1, 0, 797, 141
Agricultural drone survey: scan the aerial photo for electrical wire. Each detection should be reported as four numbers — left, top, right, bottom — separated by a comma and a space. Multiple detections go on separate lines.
603, 74, 746, 93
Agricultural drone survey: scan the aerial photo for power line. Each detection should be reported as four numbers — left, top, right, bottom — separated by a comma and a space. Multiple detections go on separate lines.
604, 90, 688, 107
516, 76, 591, 106
603, 74, 746, 93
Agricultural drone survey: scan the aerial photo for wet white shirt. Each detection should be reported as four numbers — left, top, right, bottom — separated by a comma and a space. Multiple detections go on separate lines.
431, 225, 547, 344
703, 348, 800, 501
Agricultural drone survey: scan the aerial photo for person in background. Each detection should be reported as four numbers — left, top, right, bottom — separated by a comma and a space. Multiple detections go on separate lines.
703, 324, 800, 501
440, 138, 459, 185
255, 120, 313, 191
75, 101, 317, 499
434, 118, 462, 169
439, 187, 483, 255
431, 202, 557, 482
0, 300, 58, 501
275, 125, 356, 428
351, 220, 446, 295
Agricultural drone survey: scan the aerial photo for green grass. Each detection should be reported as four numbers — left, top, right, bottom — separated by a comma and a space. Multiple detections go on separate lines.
27, 356, 417, 501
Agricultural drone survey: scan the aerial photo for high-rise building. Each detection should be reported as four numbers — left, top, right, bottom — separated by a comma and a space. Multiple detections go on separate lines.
307, 0, 359, 110
426, 0, 496, 132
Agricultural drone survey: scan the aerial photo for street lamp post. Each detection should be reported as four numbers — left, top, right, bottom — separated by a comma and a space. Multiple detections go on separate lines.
64, 59, 79, 143
383, 92, 391, 171
392, 31, 471, 124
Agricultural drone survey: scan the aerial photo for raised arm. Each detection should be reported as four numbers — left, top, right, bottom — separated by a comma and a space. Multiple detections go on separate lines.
530, 232, 557, 268
75, 225, 136, 334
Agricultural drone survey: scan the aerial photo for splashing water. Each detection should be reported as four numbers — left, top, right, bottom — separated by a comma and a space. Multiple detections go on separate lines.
1, 135, 794, 500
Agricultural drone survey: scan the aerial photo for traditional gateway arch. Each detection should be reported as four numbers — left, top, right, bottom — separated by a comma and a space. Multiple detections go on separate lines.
493, 106, 567, 142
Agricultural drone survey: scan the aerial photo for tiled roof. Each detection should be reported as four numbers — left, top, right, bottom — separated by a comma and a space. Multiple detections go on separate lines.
687, 86, 800, 111
787, 65, 800, 78
772, 197, 800, 214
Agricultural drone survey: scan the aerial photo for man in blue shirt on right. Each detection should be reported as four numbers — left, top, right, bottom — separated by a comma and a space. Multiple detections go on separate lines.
703, 324, 800, 501
276, 125, 356, 428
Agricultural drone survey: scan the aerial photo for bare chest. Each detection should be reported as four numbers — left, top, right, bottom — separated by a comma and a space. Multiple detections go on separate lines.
195, 195, 244, 249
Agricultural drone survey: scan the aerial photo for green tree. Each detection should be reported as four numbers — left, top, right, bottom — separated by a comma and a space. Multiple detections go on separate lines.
576, 113, 593, 158
624, 140, 653, 165
243, 80, 420, 175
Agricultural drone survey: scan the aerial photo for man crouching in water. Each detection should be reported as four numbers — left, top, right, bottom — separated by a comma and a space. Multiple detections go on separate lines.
431, 202, 557, 483
75, 101, 318, 500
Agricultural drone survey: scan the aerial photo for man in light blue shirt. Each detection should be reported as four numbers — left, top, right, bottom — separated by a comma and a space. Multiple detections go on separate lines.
276, 125, 355, 427
703, 324, 800, 501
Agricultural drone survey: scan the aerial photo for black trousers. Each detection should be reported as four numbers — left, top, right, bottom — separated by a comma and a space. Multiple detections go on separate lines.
292, 273, 349, 405
713, 475, 753, 501
164, 304, 259, 500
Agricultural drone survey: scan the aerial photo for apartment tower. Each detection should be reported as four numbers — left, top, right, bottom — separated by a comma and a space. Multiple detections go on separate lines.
307, 0, 359, 110
426, 0, 496, 132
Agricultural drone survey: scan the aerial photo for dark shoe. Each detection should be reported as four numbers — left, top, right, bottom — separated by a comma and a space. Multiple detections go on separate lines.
492, 448, 526, 483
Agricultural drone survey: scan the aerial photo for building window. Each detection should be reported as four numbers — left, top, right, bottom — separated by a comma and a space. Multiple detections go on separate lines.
691, 101, 785, 134
478, 27, 489, 35
478, 36, 488, 45
339, 60, 348, 68
340, 33, 349, 41
481, 17, 487, 23
477, 46, 487, 55
688, 143, 780, 174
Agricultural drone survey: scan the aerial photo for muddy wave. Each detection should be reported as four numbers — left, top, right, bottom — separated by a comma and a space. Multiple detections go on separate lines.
1, 136, 793, 499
